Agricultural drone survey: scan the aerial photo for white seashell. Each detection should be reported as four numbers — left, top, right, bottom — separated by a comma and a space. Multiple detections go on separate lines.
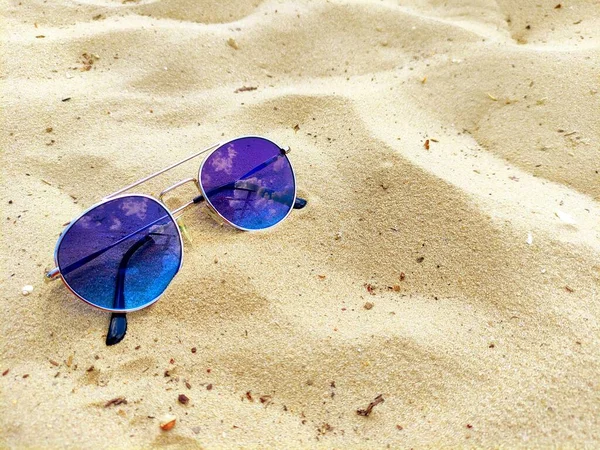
159, 414, 176, 431
555, 210, 576, 225
22, 285, 34, 296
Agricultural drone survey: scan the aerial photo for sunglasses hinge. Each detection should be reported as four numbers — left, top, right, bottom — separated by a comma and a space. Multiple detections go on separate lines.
45, 267, 60, 281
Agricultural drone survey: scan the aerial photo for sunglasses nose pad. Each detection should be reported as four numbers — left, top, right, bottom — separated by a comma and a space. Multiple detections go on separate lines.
205, 203, 225, 227
176, 218, 193, 244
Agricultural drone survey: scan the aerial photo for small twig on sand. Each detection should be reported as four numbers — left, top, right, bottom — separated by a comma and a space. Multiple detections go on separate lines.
357, 394, 384, 416
234, 86, 257, 93
104, 397, 127, 407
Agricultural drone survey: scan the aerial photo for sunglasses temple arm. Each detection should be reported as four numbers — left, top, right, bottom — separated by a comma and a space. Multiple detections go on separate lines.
194, 163, 309, 210
106, 235, 155, 346
46, 214, 172, 279
47, 195, 307, 280
237, 153, 282, 180
188, 190, 306, 211
201, 151, 307, 209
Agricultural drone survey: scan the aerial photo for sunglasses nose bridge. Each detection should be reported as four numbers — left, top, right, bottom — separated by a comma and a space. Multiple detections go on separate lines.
158, 177, 202, 208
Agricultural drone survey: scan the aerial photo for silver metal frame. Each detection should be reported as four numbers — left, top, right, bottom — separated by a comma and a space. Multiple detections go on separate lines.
49, 193, 184, 313
46, 135, 298, 312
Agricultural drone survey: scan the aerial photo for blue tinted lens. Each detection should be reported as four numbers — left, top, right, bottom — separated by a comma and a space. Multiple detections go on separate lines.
200, 137, 296, 230
56, 195, 182, 311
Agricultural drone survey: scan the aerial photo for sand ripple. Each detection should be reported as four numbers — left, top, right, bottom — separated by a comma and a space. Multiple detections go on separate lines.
2, 0, 600, 448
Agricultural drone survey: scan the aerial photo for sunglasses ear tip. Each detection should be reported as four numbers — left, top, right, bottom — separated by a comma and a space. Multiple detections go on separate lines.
106, 313, 127, 346
293, 197, 307, 210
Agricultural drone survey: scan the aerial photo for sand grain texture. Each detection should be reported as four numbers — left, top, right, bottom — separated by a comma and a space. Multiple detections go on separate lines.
1, 0, 600, 448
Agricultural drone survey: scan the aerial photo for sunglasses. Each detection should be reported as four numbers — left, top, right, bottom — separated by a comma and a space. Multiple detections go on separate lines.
45, 136, 307, 345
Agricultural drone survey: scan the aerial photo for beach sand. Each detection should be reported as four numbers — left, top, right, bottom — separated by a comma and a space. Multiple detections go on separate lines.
2, 0, 600, 447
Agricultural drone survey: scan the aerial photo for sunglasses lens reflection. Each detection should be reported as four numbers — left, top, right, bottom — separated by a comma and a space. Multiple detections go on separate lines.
56, 195, 182, 311
200, 137, 296, 230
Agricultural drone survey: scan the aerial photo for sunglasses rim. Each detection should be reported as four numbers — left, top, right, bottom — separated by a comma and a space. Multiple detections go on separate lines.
53, 193, 184, 313
197, 135, 297, 232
